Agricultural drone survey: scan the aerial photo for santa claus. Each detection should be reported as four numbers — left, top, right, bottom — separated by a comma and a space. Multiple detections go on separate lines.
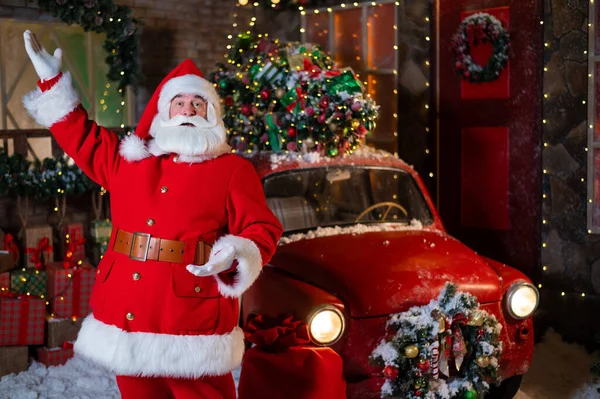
22, 31, 283, 399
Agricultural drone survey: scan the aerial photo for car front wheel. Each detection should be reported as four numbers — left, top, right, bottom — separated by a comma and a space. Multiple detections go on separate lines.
485, 375, 523, 399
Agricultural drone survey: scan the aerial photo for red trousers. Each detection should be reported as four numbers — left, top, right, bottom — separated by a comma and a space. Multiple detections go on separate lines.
116, 374, 236, 399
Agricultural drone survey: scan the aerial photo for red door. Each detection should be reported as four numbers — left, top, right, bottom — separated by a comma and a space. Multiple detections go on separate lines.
435, 0, 542, 275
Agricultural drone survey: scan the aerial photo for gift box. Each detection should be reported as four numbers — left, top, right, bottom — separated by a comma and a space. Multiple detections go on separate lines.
91, 220, 112, 243
63, 223, 86, 266
24, 225, 54, 269
36, 343, 74, 367
10, 268, 47, 297
0, 294, 45, 345
47, 262, 94, 318
327, 67, 364, 96
46, 317, 82, 348
238, 347, 346, 399
0, 346, 29, 377
0, 272, 9, 292
0, 251, 15, 274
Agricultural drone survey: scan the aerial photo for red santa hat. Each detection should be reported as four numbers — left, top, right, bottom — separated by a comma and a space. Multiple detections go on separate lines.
120, 59, 223, 161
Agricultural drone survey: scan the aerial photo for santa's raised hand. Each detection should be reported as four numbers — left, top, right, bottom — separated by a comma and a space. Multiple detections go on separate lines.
187, 245, 235, 277
23, 30, 62, 81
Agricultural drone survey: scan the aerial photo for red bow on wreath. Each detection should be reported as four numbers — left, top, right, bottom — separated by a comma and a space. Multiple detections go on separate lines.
4, 233, 19, 262
26, 237, 53, 270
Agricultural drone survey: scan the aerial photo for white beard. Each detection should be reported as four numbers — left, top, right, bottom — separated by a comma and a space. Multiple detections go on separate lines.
148, 112, 229, 157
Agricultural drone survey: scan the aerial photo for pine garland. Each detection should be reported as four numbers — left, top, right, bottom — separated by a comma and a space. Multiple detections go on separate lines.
209, 32, 379, 158
371, 282, 503, 399
248, 0, 328, 10
35, 0, 143, 94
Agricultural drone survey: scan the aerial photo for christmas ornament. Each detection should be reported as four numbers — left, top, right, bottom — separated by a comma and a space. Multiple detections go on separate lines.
464, 388, 478, 399
319, 96, 330, 109
305, 107, 315, 116
317, 114, 326, 124
241, 104, 252, 116
219, 80, 228, 90
468, 313, 484, 326
404, 345, 419, 359
304, 137, 315, 149
275, 87, 286, 99
476, 356, 490, 368
287, 127, 297, 138
351, 101, 362, 112
417, 359, 430, 372
350, 119, 361, 130
328, 122, 339, 133
327, 147, 339, 157
260, 89, 270, 100
383, 365, 398, 380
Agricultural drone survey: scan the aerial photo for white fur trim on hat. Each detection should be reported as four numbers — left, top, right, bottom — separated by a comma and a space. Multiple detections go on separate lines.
22, 73, 80, 127
212, 235, 263, 298
157, 74, 221, 121
74, 315, 245, 378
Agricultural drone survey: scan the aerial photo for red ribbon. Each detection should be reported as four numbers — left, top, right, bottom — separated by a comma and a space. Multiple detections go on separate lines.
284, 86, 306, 113
26, 237, 53, 270
63, 229, 86, 269
0, 292, 31, 344
72, 268, 81, 317
302, 58, 340, 79
4, 234, 19, 262
0, 291, 27, 300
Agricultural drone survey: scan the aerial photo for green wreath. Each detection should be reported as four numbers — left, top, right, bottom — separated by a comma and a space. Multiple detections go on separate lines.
371, 283, 503, 399
36, 0, 143, 94
452, 13, 509, 83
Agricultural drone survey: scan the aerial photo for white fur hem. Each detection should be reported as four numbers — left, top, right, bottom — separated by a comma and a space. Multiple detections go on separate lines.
119, 135, 151, 162
212, 235, 263, 298
22, 73, 80, 127
74, 315, 244, 378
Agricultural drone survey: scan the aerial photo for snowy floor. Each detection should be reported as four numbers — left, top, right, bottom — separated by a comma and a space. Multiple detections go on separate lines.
0, 329, 598, 398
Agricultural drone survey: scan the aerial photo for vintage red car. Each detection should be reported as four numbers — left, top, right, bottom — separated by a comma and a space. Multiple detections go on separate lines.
243, 149, 538, 399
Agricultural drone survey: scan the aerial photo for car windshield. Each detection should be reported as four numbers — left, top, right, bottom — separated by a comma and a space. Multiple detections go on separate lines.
263, 166, 434, 232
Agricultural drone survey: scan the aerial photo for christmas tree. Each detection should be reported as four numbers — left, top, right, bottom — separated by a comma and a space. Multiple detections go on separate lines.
209, 32, 379, 157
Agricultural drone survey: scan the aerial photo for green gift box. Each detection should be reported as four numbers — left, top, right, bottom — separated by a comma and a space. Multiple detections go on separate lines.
10, 268, 47, 298
91, 220, 112, 243
327, 68, 364, 97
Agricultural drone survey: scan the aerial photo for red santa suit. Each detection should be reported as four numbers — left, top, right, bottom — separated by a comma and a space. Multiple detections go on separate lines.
23, 59, 283, 398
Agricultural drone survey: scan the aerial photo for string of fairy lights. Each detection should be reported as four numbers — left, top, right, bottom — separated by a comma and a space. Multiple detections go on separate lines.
540, 0, 595, 299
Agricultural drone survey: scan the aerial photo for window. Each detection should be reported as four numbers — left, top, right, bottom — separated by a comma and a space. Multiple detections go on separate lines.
301, 1, 399, 154
0, 20, 133, 161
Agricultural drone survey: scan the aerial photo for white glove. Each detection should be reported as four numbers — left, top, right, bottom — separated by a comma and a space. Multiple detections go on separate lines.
23, 30, 62, 81
186, 245, 235, 277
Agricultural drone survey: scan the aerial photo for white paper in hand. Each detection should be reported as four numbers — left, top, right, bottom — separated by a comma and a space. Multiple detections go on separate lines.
186, 245, 235, 277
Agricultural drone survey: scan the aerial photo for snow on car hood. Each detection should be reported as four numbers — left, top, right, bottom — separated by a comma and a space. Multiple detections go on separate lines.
270, 228, 503, 318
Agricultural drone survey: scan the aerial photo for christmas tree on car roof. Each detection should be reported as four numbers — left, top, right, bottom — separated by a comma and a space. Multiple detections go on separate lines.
209, 32, 379, 158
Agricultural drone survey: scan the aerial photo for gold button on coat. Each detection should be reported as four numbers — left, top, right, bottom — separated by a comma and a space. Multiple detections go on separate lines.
173, 156, 179, 163
133, 272, 141, 281
147, 218, 155, 226
126, 312, 135, 321
194, 286, 202, 293
160, 186, 168, 194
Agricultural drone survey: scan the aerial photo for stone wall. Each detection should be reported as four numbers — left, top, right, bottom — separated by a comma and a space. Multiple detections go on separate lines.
541, 0, 600, 345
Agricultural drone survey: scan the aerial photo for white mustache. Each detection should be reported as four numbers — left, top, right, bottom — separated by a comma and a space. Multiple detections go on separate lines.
159, 115, 214, 128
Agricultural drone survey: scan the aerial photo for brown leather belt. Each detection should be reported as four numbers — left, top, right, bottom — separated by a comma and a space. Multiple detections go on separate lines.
113, 229, 211, 265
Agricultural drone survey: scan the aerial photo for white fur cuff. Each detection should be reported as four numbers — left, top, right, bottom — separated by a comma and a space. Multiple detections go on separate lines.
74, 315, 245, 378
22, 73, 80, 127
212, 235, 263, 298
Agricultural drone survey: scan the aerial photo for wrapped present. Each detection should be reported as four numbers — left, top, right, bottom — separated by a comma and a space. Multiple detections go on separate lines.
280, 86, 306, 113
327, 67, 364, 97
0, 346, 29, 377
0, 251, 16, 274
63, 223, 86, 267
24, 225, 54, 269
238, 347, 346, 399
46, 316, 82, 348
250, 61, 285, 84
10, 268, 47, 297
36, 343, 74, 367
0, 272, 9, 292
264, 113, 282, 152
47, 262, 94, 318
91, 220, 112, 243
0, 293, 45, 345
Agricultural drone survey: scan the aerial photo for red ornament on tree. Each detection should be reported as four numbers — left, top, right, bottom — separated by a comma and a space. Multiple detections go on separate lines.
319, 96, 330, 109
260, 89, 270, 100
418, 359, 430, 372
241, 104, 252, 116
383, 365, 399, 380
305, 107, 315, 116
415, 390, 422, 397
224, 96, 233, 107
287, 127, 297, 138
317, 114, 326, 124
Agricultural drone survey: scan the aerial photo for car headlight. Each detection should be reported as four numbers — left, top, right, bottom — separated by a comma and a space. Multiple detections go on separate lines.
308, 306, 345, 345
506, 282, 539, 319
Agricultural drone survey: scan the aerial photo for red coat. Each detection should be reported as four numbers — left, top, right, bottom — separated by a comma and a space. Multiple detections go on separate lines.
23, 72, 283, 378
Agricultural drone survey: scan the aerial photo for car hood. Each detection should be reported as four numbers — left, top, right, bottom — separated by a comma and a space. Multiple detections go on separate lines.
270, 228, 503, 317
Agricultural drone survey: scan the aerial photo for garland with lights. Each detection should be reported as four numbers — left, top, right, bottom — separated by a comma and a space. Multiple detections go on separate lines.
238, 0, 328, 10
209, 32, 379, 157
371, 283, 503, 399
452, 13, 509, 83
0, 149, 99, 199
35, 0, 143, 93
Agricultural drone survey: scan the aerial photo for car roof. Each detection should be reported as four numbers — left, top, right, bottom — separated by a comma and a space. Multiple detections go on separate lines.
242, 148, 417, 180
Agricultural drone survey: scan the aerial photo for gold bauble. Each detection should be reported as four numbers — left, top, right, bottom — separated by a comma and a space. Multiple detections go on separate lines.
468, 313, 484, 327
404, 345, 419, 358
275, 88, 286, 99
350, 119, 360, 130
476, 356, 490, 368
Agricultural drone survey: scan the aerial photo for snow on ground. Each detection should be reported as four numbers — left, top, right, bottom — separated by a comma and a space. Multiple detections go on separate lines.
0, 329, 598, 398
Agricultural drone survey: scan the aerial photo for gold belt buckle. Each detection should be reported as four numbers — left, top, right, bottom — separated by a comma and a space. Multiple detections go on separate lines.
130, 232, 151, 261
